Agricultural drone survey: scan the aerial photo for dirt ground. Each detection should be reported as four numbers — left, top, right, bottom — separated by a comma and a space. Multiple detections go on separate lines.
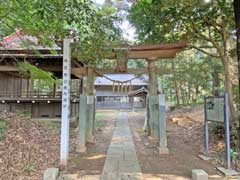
65, 107, 228, 179
0, 112, 60, 180
1, 107, 239, 179
128, 107, 228, 180
0, 110, 118, 180
62, 109, 118, 177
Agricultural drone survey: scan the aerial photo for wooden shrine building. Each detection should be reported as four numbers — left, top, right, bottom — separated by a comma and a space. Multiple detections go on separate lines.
128, 87, 148, 109
0, 30, 83, 119
95, 74, 147, 109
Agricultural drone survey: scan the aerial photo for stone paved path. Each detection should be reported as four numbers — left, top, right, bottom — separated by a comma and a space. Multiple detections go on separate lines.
101, 112, 143, 180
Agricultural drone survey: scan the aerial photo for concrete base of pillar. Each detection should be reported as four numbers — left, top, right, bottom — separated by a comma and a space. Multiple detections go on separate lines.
198, 154, 212, 161
192, 169, 208, 180
76, 145, 87, 153
87, 136, 96, 144
158, 147, 169, 155
43, 168, 59, 180
216, 167, 240, 176
148, 136, 158, 144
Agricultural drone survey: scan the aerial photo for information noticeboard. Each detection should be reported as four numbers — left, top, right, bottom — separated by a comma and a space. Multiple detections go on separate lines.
205, 97, 225, 122
204, 94, 231, 169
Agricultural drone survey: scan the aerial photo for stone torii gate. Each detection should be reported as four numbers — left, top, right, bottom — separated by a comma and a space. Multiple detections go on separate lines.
60, 38, 187, 166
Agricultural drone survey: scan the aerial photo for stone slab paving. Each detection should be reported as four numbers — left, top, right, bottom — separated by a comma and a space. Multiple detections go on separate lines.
101, 112, 143, 180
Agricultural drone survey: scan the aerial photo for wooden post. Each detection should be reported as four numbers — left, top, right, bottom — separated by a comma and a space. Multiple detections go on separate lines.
60, 38, 72, 166
76, 95, 87, 153
148, 59, 159, 140
53, 81, 56, 98
21, 79, 28, 98
86, 66, 95, 143
132, 97, 134, 111
27, 78, 29, 98
146, 94, 149, 132
28, 78, 34, 98
93, 96, 96, 135
148, 60, 157, 96
82, 77, 87, 94
79, 79, 83, 95
19, 78, 22, 98
143, 96, 146, 108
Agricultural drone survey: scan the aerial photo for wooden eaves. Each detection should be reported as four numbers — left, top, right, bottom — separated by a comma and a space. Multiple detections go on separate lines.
0, 32, 187, 77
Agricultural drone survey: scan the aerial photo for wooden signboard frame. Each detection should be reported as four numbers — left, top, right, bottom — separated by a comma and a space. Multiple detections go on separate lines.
204, 93, 231, 169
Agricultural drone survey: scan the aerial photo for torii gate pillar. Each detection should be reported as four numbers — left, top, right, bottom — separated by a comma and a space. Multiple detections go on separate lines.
147, 58, 169, 154
147, 58, 159, 140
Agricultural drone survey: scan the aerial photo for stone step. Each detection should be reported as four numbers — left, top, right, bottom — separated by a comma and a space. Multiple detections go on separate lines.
192, 169, 208, 180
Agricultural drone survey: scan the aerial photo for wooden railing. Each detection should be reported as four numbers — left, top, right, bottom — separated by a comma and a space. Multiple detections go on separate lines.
96, 101, 145, 109
0, 91, 79, 100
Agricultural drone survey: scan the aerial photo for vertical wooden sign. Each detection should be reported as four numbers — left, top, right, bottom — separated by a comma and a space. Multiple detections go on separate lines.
60, 38, 72, 166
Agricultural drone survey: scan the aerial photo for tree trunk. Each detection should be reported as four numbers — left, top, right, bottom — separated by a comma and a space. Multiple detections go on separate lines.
219, 25, 238, 122
172, 61, 180, 105
234, 0, 240, 147
192, 85, 199, 103
222, 53, 238, 121
196, 85, 199, 100
212, 67, 220, 96
216, 13, 240, 149
180, 84, 185, 104
234, 0, 240, 107
79, 78, 83, 94
187, 83, 191, 104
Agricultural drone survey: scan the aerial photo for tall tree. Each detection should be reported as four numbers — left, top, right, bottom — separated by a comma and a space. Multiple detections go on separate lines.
234, 0, 240, 142
129, 0, 238, 121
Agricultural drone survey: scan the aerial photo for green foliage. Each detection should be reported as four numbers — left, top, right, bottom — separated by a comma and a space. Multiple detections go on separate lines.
0, 118, 7, 140
96, 112, 107, 120
95, 111, 118, 128
96, 59, 117, 69
128, 59, 147, 68
135, 128, 145, 135
16, 109, 31, 119
71, 156, 82, 166
76, 3, 123, 64
39, 121, 60, 129
0, 0, 123, 64
0, 0, 64, 45
95, 119, 105, 129
1, 0, 102, 43
17, 61, 55, 86
157, 50, 224, 104
21, 163, 35, 174
231, 148, 238, 160
129, 0, 234, 44
95, 111, 118, 120
128, 0, 236, 108
25, 164, 35, 173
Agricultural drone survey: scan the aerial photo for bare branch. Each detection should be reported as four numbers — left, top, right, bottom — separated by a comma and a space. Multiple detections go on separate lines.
191, 28, 224, 58
203, 17, 224, 36
189, 45, 221, 58
195, 45, 215, 49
